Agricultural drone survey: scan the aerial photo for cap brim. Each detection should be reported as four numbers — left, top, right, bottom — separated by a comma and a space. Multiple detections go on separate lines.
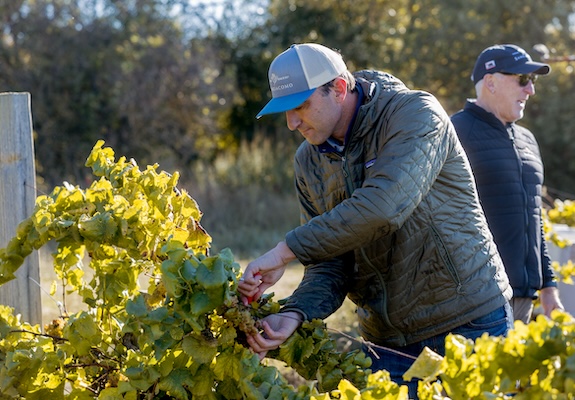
256, 88, 315, 119
505, 61, 551, 75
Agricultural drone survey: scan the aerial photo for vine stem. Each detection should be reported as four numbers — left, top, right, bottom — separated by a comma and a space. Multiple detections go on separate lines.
28, 276, 66, 316
8, 329, 68, 342
272, 312, 418, 361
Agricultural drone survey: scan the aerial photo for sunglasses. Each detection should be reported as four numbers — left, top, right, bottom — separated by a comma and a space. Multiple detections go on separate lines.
501, 72, 538, 86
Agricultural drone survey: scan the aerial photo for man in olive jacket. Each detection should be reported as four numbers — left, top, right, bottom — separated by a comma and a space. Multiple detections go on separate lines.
238, 43, 512, 396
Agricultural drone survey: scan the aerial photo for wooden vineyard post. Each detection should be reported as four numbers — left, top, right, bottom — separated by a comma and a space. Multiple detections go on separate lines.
0, 92, 42, 326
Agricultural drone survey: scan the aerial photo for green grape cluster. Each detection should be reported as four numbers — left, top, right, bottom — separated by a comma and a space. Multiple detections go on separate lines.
225, 304, 259, 338
221, 293, 281, 338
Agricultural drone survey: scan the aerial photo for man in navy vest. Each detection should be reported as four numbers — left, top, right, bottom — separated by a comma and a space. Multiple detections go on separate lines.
451, 44, 564, 323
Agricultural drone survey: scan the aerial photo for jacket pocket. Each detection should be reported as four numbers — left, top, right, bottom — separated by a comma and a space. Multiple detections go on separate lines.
430, 223, 464, 295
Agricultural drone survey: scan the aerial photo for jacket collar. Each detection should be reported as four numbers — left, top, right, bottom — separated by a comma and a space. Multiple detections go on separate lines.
464, 99, 514, 130
317, 83, 365, 154
316, 70, 407, 153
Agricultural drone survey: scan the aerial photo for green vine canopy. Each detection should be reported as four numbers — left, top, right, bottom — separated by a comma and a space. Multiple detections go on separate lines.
1, 140, 575, 399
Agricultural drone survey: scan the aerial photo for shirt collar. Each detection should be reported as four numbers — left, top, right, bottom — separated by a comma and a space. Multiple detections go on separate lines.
317, 83, 364, 154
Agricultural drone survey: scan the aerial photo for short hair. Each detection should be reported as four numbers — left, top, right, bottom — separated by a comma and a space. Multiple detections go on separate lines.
474, 79, 484, 96
318, 71, 357, 95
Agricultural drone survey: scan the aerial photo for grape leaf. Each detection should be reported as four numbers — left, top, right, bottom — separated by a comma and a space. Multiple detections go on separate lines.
403, 346, 444, 382
182, 335, 218, 364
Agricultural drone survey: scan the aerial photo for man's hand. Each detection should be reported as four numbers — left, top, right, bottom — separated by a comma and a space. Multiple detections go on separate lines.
238, 241, 296, 304
540, 286, 564, 317
246, 311, 302, 360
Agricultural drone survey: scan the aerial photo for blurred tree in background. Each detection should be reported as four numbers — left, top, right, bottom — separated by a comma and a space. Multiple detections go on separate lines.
0, 0, 242, 187
1, 0, 574, 255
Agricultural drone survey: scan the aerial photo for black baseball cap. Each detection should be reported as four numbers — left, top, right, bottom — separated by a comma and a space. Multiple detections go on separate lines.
471, 44, 550, 83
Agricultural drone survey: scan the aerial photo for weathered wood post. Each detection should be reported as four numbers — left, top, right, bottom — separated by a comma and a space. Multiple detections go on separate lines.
0, 92, 42, 326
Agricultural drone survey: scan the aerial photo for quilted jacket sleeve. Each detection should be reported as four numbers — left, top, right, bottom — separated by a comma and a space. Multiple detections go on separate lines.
281, 251, 354, 321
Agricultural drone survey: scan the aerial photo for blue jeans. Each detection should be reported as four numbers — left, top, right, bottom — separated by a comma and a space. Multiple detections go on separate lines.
363, 303, 512, 399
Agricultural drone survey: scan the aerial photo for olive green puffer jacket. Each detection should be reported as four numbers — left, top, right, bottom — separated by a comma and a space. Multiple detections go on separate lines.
283, 70, 512, 347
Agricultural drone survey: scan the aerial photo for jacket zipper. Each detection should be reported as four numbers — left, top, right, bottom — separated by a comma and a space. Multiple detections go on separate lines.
342, 149, 407, 345
430, 224, 464, 294
341, 148, 407, 346
508, 127, 530, 294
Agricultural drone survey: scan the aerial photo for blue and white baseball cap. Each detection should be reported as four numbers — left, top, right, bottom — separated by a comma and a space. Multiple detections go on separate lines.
256, 43, 348, 119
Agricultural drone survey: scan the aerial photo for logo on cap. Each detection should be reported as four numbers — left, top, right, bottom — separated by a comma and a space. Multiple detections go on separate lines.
513, 52, 527, 62
270, 73, 291, 86
270, 73, 280, 85
485, 60, 496, 70
270, 73, 293, 93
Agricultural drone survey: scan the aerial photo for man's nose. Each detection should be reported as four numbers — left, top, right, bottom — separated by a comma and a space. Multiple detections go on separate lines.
286, 110, 301, 131
525, 81, 536, 95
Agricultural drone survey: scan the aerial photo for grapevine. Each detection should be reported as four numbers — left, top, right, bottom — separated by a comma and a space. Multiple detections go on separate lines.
402, 310, 575, 400
0, 140, 375, 399
544, 200, 575, 282
1, 140, 575, 399
546, 198, 575, 227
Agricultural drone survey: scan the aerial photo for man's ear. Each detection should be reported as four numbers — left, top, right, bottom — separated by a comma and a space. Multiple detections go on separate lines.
333, 77, 348, 100
484, 75, 496, 94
